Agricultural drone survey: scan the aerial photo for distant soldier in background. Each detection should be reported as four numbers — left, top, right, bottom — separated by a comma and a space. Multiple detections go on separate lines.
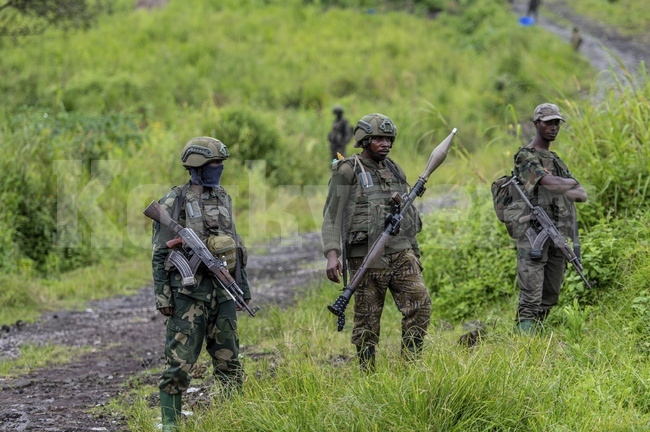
327, 105, 353, 161
571, 26, 583, 51
527, 0, 541, 21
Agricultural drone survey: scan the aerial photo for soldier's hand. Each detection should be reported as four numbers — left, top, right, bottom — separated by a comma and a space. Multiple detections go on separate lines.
325, 251, 343, 283
158, 307, 173, 317
236, 299, 250, 312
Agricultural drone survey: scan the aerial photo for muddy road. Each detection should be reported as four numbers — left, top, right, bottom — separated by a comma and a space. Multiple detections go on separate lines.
0, 232, 325, 431
1, 2, 649, 430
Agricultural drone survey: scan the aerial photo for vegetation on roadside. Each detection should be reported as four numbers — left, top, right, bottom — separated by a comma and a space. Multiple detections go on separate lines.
0, 0, 593, 323
1, 0, 650, 430
552, 0, 650, 38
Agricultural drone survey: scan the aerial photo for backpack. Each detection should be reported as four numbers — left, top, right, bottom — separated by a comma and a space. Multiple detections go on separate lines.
490, 174, 527, 238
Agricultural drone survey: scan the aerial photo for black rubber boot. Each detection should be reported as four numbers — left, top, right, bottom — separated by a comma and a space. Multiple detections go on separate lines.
401, 335, 424, 360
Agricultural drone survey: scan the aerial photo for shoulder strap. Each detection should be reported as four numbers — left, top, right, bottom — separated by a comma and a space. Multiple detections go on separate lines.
171, 183, 190, 222
384, 158, 407, 184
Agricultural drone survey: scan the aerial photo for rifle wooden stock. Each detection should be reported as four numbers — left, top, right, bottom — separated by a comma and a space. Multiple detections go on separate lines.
144, 200, 260, 316
327, 128, 457, 332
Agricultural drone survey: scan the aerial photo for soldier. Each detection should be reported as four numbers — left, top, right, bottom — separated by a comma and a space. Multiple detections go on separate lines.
512, 103, 587, 334
151, 137, 251, 431
322, 113, 431, 370
571, 26, 583, 51
527, 0, 541, 21
327, 105, 354, 161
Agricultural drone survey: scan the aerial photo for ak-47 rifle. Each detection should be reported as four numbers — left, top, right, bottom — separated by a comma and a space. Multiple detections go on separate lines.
144, 200, 260, 316
327, 128, 458, 331
503, 175, 595, 289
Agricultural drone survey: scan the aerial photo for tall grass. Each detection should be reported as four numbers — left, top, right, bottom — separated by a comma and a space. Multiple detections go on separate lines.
0, 0, 595, 323
555, 0, 650, 38
117, 279, 650, 431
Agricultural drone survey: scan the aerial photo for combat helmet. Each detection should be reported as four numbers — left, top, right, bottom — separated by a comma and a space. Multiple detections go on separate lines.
353, 113, 397, 147
332, 104, 344, 114
180, 136, 230, 168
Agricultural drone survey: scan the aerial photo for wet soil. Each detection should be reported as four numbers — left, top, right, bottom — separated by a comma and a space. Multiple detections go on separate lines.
0, 232, 325, 431
1, 2, 649, 431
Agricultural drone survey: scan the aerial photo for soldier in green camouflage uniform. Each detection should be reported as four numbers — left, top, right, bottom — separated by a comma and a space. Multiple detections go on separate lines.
512, 103, 587, 334
322, 113, 431, 370
327, 105, 353, 161
151, 136, 251, 431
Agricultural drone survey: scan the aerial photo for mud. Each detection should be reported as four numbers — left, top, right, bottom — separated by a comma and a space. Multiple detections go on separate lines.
1, 2, 649, 430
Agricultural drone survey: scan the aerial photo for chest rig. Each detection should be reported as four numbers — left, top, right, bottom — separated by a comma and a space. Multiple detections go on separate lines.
345, 156, 420, 245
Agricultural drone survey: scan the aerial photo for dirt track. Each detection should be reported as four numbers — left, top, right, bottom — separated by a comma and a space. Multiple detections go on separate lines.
1, 2, 649, 431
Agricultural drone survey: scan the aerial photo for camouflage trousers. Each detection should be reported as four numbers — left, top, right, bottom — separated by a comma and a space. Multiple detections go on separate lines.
159, 292, 241, 395
516, 237, 567, 322
348, 248, 431, 351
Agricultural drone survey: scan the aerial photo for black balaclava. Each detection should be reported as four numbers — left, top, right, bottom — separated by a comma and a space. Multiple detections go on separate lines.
190, 163, 224, 187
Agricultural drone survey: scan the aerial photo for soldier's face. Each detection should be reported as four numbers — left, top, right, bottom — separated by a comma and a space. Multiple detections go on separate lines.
536, 119, 561, 141
367, 136, 392, 161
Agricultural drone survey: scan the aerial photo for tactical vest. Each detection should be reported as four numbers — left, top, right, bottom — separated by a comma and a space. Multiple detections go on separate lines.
343, 157, 420, 255
182, 186, 235, 241
167, 185, 245, 300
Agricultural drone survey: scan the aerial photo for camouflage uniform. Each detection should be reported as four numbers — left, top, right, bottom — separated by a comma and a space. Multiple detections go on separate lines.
322, 153, 431, 361
327, 107, 353, 160
513, 147, 577, 322
152, 183, 250, 395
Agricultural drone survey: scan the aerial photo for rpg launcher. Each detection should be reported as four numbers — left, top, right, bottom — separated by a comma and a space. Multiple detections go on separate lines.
327, 128, 458, 331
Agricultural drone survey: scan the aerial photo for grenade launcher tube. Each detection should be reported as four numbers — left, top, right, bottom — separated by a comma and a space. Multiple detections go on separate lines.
327, 128, 457, 332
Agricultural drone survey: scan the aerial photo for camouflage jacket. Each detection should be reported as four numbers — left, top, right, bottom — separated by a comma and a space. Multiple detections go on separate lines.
151, 182, 250, 310
513, 146, 578, 238
321, 155, 421, 259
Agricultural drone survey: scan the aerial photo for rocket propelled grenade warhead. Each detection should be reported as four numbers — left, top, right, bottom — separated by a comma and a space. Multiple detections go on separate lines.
421, 128, 457, 182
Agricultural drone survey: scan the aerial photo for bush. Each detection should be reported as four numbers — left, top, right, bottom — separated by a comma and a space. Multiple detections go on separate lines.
419, 188, 517, 322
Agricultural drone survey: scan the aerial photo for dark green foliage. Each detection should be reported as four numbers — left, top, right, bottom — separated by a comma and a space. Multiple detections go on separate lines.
420, 191, 517, 321
0, 0, 102, 37
0, 109, 144, 275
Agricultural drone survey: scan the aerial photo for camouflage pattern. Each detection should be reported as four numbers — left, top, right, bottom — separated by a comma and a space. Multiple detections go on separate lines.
159, 291, 242, 395
513, 146, 578, 323
152, 182, 248, 394
321, 156, 421, 259
513, 147, 577, 238
322, 152, 429, 356
533, 103, 564, 122
348, 249, 431, 349
516, 236, 566, 321
328, 113, 353, 160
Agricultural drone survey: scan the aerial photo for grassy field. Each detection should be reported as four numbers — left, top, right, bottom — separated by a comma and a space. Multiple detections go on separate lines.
1, 0, 650, 429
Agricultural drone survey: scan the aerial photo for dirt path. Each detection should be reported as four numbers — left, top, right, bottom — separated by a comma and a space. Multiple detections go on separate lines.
0, 232, 325, 431
1, 3, 649, 431
512, 0, 649, 86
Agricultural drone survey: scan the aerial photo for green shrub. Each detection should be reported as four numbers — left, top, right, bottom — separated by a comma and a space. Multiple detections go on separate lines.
419, 188, 517, 322
562, 75, 650, 226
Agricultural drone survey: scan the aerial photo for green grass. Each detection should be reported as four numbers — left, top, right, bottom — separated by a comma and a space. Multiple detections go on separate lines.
1, 1, 650, 429
0, 344, 91, 377
112, 279, 650, 431
551, 0, 650, 38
